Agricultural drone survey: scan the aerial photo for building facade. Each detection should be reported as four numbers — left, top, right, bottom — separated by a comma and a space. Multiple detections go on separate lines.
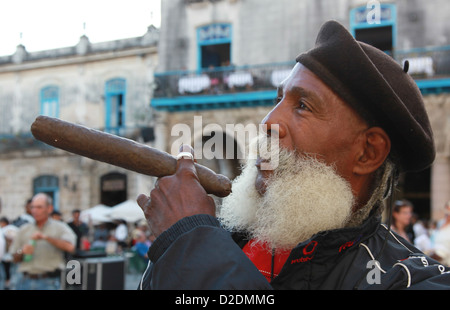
0, 26, 159, 220
1, 0, 449, 223
151, 0, 450, 221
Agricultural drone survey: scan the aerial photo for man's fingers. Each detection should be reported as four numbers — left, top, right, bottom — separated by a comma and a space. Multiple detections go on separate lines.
136, 194, 151, 210
175, 144, 198, 179
177, 144, 196, 160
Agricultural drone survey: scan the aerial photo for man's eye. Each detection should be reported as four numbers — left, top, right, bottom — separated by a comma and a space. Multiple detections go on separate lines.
298, 100, 310, 111
273, 97, 282, 105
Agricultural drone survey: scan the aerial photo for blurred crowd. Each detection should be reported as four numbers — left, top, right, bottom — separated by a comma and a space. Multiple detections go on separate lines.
391, 199, 450, 267
1, 196, 449, 290
0, 197, 154, 290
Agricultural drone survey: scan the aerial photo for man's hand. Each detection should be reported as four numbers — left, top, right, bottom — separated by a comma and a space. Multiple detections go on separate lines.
31, 231, 46, 241
137, 145, 216, 237
22, 242, 35, 256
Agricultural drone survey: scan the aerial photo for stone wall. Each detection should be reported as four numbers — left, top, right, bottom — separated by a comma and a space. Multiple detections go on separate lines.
424, 94, 450, 220
0, 29, 159, 221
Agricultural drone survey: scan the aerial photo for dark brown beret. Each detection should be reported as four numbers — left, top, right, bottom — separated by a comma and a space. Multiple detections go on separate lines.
296, 20, 435, 173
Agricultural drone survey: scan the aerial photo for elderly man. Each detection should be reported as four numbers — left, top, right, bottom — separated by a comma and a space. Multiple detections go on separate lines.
10, 193, 76, 290
137, 21, 450, 290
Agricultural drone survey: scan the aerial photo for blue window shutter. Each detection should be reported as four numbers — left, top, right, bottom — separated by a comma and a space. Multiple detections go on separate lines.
40, 86, 59, 118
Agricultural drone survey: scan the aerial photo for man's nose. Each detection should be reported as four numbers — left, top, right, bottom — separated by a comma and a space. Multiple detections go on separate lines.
261, 105, 287, 139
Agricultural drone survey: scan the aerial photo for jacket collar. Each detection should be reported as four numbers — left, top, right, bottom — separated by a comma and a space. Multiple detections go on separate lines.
289, 214, 381, 264
232, 212, 382, 263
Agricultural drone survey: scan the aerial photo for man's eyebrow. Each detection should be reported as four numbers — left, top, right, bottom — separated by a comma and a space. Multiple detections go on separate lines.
290, 86, 321, 103
277, 85, 324, 108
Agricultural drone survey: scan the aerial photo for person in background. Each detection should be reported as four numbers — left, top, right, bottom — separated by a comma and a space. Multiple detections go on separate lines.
132, 231, 150, 263
67, 209, 89, 253
391, 200, 415, 244
12, 198, 34, 227
0, 224, 5, 283
412, 215, 433, 255
9, 193, 76, 290
51, 210, 63, 221
105, 234, 118, 255
437, 200, 450, 229
433, 201, 450, 266
93, 223, 109, 243
0, 217, 18, 290
114, 219, 128, 251
130, 231, 154, 273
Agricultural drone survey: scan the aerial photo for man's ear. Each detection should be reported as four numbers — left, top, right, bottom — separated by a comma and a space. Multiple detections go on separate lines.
353, 127, 391, 176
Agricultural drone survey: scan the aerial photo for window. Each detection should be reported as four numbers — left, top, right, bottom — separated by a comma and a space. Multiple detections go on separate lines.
40, 86, 59, 118
201, 43, 231, 69
197, 24, 232, 70
100, 172, 127, 207
354, 26, 393, 53
105, 78, 126, 134
350, 4, 396, 55
33, 175, 59, 211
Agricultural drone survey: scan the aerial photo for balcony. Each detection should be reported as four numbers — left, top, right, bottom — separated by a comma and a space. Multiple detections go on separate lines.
0, 132, 48, 153
151, 46, 450, 113
151, 62, 295, 111
394, 45, 450, 94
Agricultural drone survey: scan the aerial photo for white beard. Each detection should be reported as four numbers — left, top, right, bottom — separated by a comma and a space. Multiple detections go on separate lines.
219, 147, 355, 251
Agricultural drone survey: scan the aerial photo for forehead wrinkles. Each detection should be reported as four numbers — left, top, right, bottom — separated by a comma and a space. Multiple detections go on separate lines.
280, 66, 341, 115
297, 66, 368, 128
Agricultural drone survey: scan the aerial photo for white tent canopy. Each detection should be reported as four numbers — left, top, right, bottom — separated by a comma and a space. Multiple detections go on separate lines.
108, 199, 146, 223
80, 204, 113, 224
79, 200, 146, 224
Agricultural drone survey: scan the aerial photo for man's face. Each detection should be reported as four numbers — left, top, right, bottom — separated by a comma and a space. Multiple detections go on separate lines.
393, 205, 413, 227
255, 63, 368, 196
219, 64, 370, 250
31, 195, 52, 223
73, 211, 80, 220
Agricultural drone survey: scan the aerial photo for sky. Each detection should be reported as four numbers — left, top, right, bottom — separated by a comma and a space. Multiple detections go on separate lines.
0, 0, 161, 57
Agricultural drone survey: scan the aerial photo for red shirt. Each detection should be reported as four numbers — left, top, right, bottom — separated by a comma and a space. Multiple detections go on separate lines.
243, 239, 291, 282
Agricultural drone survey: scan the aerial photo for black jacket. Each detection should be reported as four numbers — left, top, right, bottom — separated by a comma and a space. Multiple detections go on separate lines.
139, 214, 450, 290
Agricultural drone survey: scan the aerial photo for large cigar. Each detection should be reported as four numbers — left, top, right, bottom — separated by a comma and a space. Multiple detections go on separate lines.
30, 116, 232, 197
